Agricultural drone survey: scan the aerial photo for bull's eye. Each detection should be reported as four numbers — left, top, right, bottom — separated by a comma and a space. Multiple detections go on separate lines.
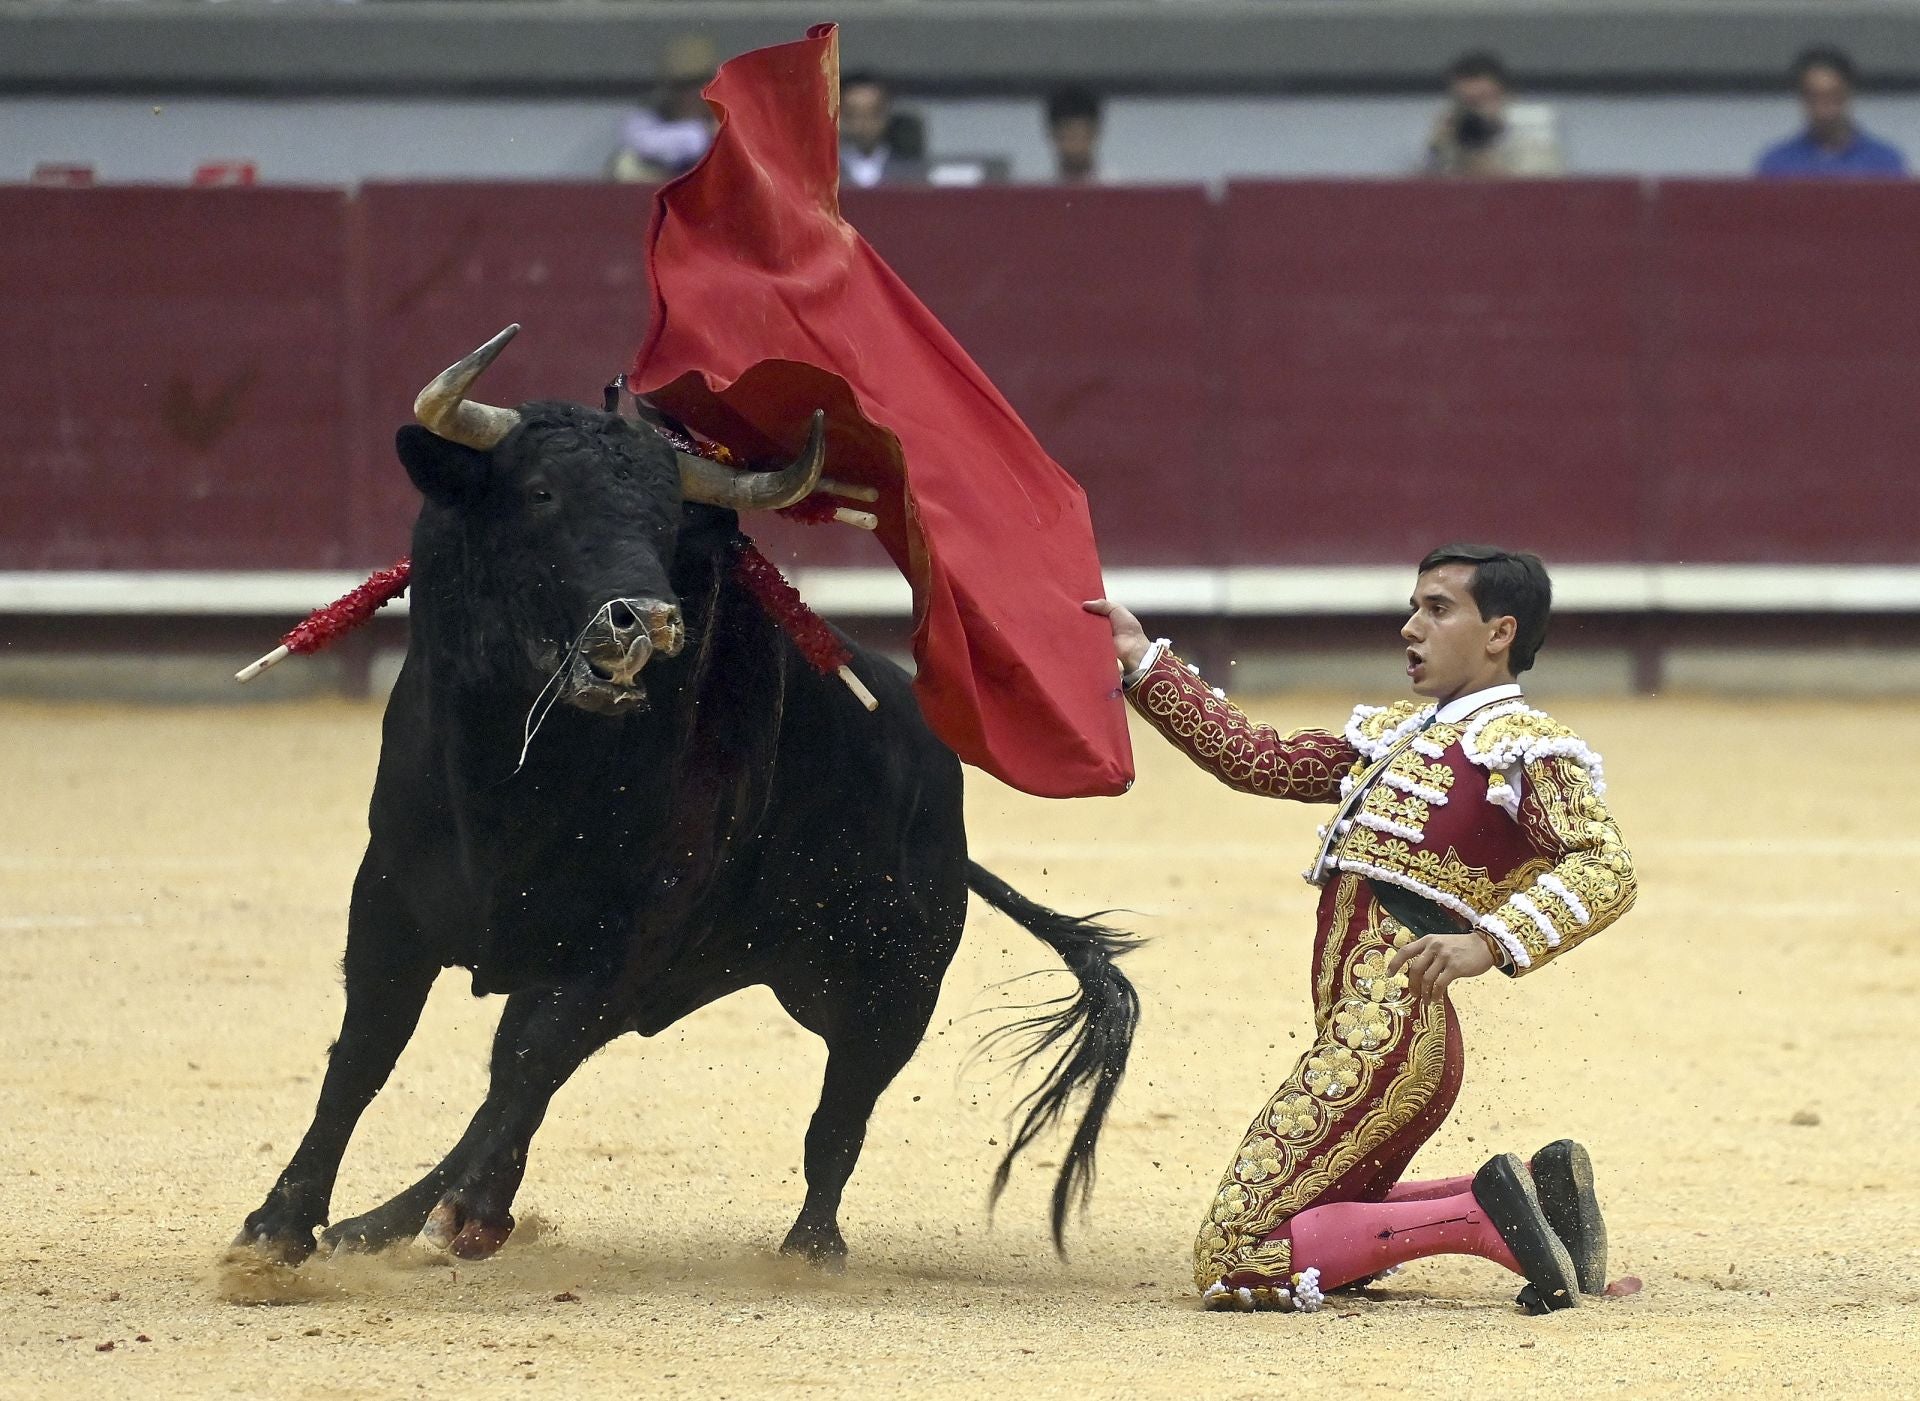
613, 466, 631, 481
529, 487, 554, 506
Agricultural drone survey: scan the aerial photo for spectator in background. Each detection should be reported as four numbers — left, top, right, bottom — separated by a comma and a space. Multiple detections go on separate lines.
839, 72, 926, 188
1756, 46, 1907, 177
1045, 85, 1106, 184
610, 35, 717, 182
1425, 50, 1562, 178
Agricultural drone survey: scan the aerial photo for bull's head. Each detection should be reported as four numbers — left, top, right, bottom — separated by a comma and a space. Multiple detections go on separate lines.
398, 325, 825, 715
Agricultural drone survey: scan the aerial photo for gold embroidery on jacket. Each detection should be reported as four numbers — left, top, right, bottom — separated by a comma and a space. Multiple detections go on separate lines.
1394, 752, 1460, 796
1349, 700, 1442, 752
1496, 756, 1637, 973
1334, 826, 1507, 911
1359, 784, 1433, 834
1131, 656, 1352, 802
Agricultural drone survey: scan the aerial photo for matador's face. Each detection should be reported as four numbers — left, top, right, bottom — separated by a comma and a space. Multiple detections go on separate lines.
1400, 564, 1517, 704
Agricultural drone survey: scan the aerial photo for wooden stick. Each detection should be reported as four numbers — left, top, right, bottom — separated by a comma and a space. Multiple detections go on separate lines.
234, 645, 290, 684
819, 477, 880, 504
837, 665, 879, 711
832, 507, 879, 531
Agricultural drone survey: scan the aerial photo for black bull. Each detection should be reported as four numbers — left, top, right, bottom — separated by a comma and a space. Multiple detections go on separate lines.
233, 336, 1139, 1269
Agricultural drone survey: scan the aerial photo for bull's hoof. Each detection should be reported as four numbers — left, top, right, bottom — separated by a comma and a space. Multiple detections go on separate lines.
219, 1227, 332, 1305
227, 1221, 316, 1269
321, 1174, 453, 1256
778, 1222, 848, 1271
421, 1199, 515, 1260
320, 1211, 417, 1257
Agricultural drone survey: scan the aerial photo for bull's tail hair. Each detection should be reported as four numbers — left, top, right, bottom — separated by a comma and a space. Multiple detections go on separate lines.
965, 860, 1140, 1256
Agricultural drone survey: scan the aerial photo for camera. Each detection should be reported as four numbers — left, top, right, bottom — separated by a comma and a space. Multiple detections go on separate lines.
1451, 106, 1503, 150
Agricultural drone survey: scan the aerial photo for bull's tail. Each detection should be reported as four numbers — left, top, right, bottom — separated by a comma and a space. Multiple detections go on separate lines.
966, 860, 1140, 1255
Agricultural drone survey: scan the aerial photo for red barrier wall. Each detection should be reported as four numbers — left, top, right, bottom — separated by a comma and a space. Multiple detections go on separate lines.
1649, 181, 1920, 563
1220, 180, 1647, 564
849, 185, 1218, 564
0, 187, 353, 569
354, 182, 656, 561
3, 180, 1917, 572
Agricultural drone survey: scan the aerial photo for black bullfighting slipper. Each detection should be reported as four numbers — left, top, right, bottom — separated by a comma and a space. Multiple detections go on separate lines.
1514, 1283, 1552, 1316
1531, 1138, 1608, 1295
1473, 1153, 1581, 1313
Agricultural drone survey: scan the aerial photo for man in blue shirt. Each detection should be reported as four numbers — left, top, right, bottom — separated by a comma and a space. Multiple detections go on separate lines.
1757, 45, 1908, 177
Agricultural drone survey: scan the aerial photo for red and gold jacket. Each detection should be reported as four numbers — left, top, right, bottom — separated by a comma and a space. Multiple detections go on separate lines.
1124, 646, 1635, 973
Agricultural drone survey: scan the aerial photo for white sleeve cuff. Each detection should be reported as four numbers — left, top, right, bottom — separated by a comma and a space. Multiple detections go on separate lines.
1120, 637, 1171, 690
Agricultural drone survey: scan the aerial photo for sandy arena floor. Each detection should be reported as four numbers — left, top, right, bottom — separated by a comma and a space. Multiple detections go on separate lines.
1, 690, 1916, 1398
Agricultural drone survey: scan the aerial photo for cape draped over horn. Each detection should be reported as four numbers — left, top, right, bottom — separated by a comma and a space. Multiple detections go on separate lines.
628, 23, 1134, 800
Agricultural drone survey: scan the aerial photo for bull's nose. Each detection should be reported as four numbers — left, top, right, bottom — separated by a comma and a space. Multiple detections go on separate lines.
603, 597, 684, 659
584, 632, 653, 688
578, 596, 682, 690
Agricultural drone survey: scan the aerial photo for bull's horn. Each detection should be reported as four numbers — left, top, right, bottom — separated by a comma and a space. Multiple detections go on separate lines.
677, 410, 827, 511
413, 324, 523, 450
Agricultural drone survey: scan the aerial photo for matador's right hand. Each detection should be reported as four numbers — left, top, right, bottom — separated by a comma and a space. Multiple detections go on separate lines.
1082, 598, 1150, 672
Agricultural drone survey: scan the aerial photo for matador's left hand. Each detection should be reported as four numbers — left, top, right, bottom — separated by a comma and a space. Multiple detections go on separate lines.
1389, 933, 1499, 999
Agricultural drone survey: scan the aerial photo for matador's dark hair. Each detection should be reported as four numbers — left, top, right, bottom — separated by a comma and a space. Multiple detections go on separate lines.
1417, 543, 1553, 675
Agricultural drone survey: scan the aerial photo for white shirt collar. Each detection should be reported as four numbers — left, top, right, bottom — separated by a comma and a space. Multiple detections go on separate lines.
1434, 681, 1524, 724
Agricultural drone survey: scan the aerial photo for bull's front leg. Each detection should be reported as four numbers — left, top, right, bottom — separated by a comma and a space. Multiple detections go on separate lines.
231, 864, 437, 1265
326, 981, 625, 1261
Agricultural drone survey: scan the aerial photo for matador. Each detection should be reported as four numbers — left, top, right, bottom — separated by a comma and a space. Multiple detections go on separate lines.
1087, 544, 1637, 1314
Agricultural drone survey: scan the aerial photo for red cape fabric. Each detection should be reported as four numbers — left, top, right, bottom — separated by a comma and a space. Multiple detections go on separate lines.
629, 24, 1133, 799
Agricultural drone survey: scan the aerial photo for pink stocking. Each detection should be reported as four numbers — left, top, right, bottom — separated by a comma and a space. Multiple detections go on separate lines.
1379, 1173, 1474, 1203
1279, 1187, 1523, 1293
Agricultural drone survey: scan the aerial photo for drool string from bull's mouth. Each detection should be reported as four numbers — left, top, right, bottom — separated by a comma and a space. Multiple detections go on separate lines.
512, 601, 620, 776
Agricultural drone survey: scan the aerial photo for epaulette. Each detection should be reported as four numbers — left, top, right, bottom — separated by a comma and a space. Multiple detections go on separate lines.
1344, 699, 1435, 760
1458, 702, 1607, 796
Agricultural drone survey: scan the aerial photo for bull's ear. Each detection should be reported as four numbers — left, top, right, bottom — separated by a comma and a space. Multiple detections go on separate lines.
395, 425, 488, 506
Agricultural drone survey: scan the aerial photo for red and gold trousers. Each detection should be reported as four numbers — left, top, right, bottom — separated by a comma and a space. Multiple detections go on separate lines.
1194, 870, 1463, 1292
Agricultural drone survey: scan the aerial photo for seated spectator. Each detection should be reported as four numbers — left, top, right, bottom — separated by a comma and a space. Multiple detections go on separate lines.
1045, 85, 1106, 184
886, 109, 929, 167
1425, 50, 1562, 178
1756, 45, 1907, 177
610, 35, 718, 183
839, 72, 926, 188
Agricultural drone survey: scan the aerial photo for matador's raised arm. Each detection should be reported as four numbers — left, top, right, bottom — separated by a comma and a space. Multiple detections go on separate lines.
1123, 645, 1356, 804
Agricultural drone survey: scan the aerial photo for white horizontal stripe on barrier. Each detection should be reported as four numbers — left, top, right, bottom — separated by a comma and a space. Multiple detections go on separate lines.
0, 566, 1916, 617
784, 569, 910, 617
0, 572, 390, 616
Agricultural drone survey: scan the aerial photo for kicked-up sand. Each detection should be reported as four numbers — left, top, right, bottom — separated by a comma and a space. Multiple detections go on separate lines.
1, 690, 1916, 1398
